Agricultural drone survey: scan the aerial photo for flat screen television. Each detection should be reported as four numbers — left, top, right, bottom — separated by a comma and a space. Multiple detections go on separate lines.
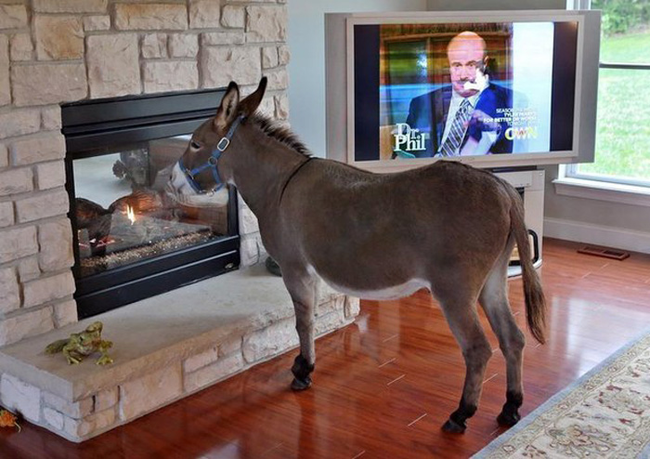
325, 10, 601, 172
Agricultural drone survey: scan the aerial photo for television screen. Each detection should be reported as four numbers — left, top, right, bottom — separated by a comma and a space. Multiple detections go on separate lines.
355, 20, 578, 161
329, 11, 600, 171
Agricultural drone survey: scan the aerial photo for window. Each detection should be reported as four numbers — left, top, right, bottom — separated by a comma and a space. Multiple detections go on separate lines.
565, 0, 650, 188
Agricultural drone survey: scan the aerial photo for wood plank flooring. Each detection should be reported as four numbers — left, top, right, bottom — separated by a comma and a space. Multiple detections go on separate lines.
2, 238, 649, 458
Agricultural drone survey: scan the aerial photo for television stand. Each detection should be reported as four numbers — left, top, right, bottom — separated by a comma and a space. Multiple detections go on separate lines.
496, 169, 545, 277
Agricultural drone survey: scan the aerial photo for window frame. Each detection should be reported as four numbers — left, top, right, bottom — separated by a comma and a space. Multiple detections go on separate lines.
557, 1, 650, 200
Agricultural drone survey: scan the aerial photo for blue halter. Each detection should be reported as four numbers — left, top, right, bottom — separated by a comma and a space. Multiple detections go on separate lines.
178, 116, 244, 193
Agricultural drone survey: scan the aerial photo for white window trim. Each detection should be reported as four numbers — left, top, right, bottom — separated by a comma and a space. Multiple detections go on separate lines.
556, 0, 650, 207
554, 165, 650, 207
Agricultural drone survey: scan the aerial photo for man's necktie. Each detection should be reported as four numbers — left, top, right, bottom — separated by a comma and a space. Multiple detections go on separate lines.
439, 98, 472, 157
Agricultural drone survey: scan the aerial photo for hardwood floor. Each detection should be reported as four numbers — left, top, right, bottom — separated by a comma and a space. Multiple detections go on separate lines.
2, 238, 650, 458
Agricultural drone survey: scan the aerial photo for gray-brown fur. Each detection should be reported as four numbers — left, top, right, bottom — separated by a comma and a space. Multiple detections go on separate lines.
169, 78, 547, 433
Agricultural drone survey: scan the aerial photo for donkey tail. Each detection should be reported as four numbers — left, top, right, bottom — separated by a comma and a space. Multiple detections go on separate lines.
507, 186, 547, 345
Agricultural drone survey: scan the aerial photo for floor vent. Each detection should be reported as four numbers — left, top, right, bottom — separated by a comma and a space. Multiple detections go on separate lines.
577, 245, 630, 260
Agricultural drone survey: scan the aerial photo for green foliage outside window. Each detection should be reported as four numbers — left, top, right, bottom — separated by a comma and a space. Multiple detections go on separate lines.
592, 0, 650, 36
577, 32, 650, 180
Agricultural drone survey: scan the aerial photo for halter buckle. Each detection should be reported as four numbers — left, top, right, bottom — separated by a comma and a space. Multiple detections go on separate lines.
216, 137, 230, 152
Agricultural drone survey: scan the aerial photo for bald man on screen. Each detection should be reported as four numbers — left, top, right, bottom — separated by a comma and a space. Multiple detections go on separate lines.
404, 31, 513, 158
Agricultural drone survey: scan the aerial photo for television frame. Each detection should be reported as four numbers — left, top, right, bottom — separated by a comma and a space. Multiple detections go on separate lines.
325, 10, 601, 173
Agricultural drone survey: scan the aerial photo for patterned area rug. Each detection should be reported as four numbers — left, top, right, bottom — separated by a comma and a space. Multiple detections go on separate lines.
473, 331, 650, 458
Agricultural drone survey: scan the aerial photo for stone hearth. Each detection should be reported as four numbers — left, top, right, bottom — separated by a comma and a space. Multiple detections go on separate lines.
0, 264, 359, 442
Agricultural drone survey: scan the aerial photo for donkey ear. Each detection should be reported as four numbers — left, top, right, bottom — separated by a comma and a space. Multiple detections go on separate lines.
238, 77, 268, 118
214, 81, 240, 131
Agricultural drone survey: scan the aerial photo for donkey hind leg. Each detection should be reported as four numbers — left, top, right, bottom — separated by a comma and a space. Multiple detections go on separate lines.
437, 289, 493, 434
479, 244, 526, 427
282, 269, 317, 391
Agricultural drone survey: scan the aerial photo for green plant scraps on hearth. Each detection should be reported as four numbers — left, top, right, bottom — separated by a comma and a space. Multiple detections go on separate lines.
0, 408, 21, 432
45, 321, 114, 365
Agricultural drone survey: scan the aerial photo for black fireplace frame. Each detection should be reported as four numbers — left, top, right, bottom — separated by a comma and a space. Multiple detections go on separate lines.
62, 88, 240, 319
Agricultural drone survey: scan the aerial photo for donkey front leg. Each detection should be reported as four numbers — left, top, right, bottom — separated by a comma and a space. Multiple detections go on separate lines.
282, 269, 317, 391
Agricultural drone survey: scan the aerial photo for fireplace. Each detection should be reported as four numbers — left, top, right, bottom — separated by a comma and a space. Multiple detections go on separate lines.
63, 89, 240, 319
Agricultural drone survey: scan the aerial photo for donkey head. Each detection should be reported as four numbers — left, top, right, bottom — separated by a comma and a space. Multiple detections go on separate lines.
168, 77, 267, 196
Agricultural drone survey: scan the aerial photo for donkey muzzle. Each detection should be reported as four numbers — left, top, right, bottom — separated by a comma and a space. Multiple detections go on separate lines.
168, 161, 198, 196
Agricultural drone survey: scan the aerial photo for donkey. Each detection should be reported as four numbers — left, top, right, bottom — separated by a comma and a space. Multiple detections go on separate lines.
168, 77, 546, 433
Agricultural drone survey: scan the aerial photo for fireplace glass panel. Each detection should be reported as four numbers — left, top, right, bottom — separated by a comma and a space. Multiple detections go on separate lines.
72, 135, 230, 278
63, 87, 237, 318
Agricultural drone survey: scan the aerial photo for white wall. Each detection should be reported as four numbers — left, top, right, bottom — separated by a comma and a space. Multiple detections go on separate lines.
427, 0, 565, 9
287, 0, 427, 157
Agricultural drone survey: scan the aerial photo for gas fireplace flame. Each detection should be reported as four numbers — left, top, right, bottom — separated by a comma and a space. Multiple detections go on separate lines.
126, 205, 136, 225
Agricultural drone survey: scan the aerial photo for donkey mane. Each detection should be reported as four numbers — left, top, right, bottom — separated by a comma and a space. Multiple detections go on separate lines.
248, 113, 312, 157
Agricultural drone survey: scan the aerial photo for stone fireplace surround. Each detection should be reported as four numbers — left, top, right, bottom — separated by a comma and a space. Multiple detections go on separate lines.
0, 0, 358, 442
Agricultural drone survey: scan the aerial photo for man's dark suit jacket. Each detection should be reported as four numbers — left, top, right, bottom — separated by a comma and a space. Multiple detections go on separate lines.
404, 83, 513, 158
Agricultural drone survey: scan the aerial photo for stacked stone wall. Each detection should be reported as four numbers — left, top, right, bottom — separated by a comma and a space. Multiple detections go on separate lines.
0, 0, 290, 347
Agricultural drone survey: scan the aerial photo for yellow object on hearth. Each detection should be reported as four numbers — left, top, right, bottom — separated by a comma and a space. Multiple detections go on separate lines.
0, 408, 21, 432
45, 321, 113, 366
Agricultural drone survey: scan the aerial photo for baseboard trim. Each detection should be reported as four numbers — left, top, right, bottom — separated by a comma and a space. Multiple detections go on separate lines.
544, 217, 650, 255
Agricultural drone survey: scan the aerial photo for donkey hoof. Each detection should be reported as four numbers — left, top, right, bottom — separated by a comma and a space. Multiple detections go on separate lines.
497, 410, 521, 427
291, 376, 312, 391
442, 418, 466, 434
